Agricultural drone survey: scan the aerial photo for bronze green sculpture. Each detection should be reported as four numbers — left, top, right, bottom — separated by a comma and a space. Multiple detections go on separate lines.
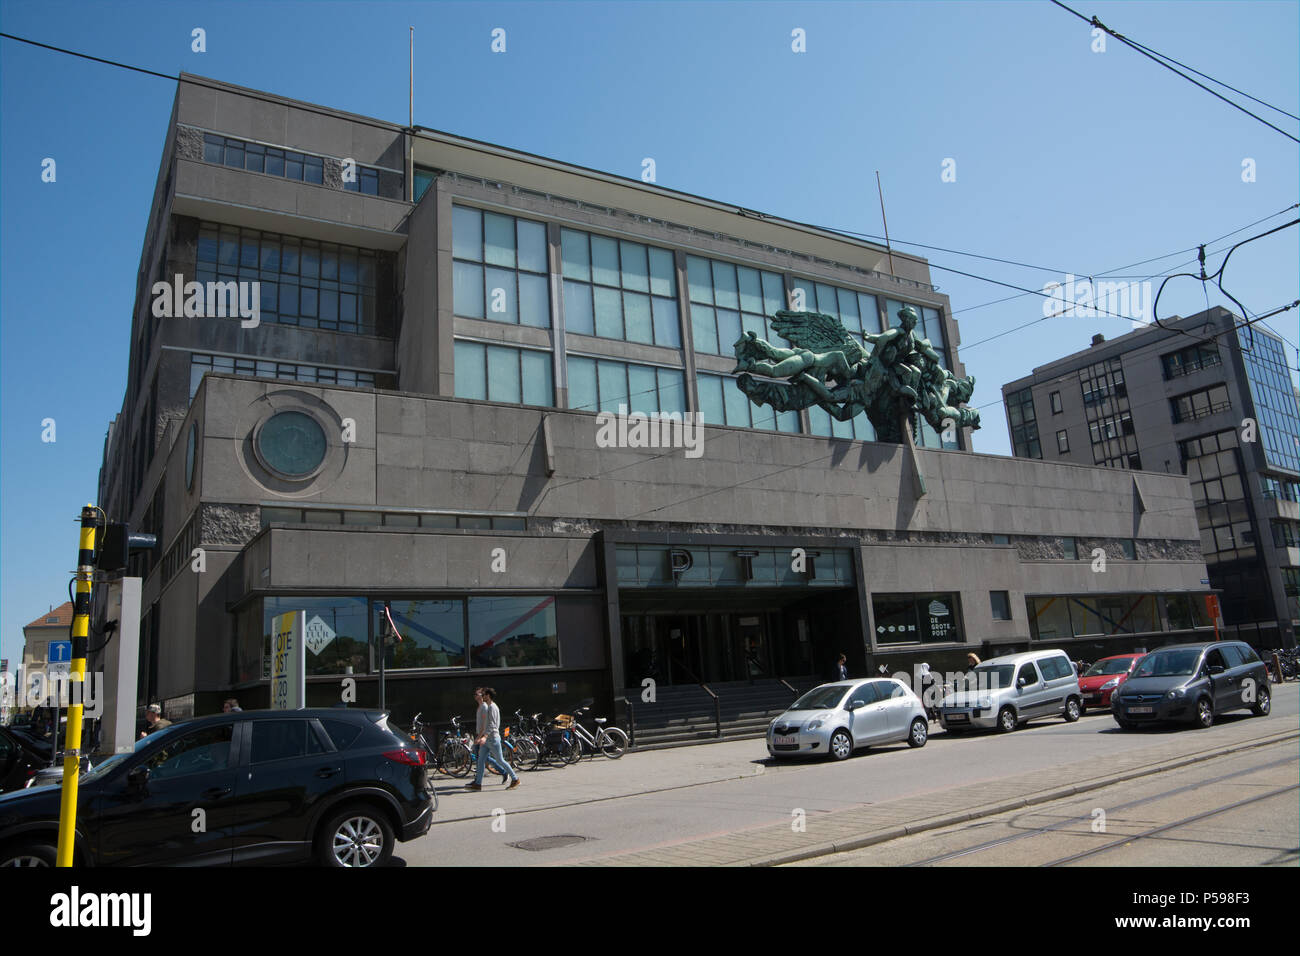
732, 305, 979, 444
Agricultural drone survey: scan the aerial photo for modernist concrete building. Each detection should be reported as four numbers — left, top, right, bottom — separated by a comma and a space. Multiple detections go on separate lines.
1003, 309, 1300, 649
94, 75, 1216, 742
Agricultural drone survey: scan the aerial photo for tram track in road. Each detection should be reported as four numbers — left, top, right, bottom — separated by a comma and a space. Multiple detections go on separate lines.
894, 739, 1299, 868
906, 746, 1299, 866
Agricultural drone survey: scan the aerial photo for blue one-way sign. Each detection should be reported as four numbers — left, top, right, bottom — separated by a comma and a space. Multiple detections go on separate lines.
48, 641, 72, 664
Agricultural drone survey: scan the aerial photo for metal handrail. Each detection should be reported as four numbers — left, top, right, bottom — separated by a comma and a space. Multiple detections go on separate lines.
670, 657, 721, 738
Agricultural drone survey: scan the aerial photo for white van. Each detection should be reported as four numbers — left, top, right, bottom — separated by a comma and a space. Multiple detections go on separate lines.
939, 650, 1083, 733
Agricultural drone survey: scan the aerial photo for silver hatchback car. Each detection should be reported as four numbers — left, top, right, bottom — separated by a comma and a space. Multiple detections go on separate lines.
767, 678, 929, 760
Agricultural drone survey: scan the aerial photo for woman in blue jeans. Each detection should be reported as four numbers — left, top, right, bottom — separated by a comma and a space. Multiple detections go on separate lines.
467, 687, 520, 790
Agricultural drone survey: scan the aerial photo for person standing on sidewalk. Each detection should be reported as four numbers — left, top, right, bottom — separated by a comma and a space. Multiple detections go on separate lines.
467, 687, 519, 791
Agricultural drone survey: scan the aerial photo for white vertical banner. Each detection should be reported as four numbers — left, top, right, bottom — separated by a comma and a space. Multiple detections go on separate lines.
270, 610, 306, 710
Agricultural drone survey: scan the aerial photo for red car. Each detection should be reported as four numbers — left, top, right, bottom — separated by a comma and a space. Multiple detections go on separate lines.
1078, 654, 1143, 711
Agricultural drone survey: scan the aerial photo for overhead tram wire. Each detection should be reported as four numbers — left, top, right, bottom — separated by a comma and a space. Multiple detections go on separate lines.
1048, 1, 1299, 144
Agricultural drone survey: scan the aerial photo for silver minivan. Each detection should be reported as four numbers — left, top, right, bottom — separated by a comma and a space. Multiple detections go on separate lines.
939, 650, 1083, 733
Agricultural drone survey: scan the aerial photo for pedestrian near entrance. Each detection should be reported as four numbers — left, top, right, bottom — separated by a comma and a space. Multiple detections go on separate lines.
467, 688, 519, 791
139, 704, 172, 739
835, 653, 849, 681
222, 698, 241, 713
966, 652, 982, 669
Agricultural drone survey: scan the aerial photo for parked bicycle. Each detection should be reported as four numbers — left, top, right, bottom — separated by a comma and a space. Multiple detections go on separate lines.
566, 701, 628, 759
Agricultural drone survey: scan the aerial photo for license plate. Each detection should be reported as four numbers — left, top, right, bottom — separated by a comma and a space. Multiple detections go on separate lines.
774, 735, 797, 746
1085, 695, 1099, 703
1128, 706, 1153, 714
946, 713, 969, 723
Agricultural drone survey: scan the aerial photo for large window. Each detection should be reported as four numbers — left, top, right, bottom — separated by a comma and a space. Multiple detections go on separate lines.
687, 256, 786, 355
202, 133, 330, 186
1007, 386, 1041, 458
567, 356, 685, 415
563, 230, 679, 345
375, 599, 466, 669
454, 341, 553, 407
453, 206, 550, 328
1238, 326, 1300, 474
468, 596, 558, 668
1170, 384, 1232, 424
1179, 429, 1256, 564
697, 372, 800, 432
258, 597, 372, 678
195, 222, 383, 335
1161, 342, 1221, 380
1028, 593, 1188, 639
189, 353, 384, 401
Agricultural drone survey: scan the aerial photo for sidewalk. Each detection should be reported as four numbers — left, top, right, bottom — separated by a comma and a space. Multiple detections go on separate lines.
561, 718, 1299, 866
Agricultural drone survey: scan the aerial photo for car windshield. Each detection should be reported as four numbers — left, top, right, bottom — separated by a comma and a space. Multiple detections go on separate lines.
790, 687, 849, 710
1085, 658, 1134, 677
80, 752, 132, 783
962, 665, 1014, 690
1131, 649, 1201, 678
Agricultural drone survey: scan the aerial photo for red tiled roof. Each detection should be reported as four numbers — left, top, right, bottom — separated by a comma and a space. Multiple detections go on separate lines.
25, 601, 74, 629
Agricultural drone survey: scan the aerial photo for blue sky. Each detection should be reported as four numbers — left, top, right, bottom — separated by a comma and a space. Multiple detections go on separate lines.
2, 0, 1297, 668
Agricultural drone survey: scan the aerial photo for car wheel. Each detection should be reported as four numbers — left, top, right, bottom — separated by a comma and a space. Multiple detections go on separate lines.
908, 717, 928, 748
997, 707, 1017, 733
828, 729, 853, 760
0, 842, 56, 867
1251, 687, 1271, 717
1195, 697, 1214, 729
1063, 697, 1081, 723
318, 806, 394, 868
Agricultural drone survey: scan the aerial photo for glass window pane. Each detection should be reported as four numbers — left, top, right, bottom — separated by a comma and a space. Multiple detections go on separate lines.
483, 212, 516, 268
452, 206, 482, 262
815, 283, 838, 315
468, 596, 557, 668
300, 244, 320, 279
838, 289, 861, 333
751, 398, 776, 431
658, 369, 686, 415
203, 135, 223, 163
691, 304, 719, 354
652, 297, 681, 347
737, 267, 763, 314
623, 292, 653, 344
620, 241, 649, 293
563, 280, 594, 335
648, 247, 675, 297
591, 236, 620, 287
697, 373, 725, 425
593, 286, 623, 339
762, 272, 786, 314
379, 599, 466, 669
516, 219, 547, 273
518, 272, 550, 328
686, 256, 713, 303
723, 376, 750, 426
453, 261, 484, 318
597, 360, 629, 413
560, 229, 589, 280
484, 267, 519, 323
568, 356, 598, 412
790, 279, 814, 315
454, 341, 486, 399
712, 262, 739, 310
859, 294, 880, 332
716, 310, 742, 353
265, 150, 284, 177
304, 156, 323, 185
487, 346, 521, 403
628, 364, 658, 415
777, 410, 801, 433
521, 350, 553, 407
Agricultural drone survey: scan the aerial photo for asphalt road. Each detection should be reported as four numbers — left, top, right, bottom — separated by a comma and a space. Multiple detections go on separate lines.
395, 683, 1298, 866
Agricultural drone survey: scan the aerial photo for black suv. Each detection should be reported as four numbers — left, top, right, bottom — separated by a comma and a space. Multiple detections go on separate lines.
1111, 641, 1271, 729
0, 708, 434, 867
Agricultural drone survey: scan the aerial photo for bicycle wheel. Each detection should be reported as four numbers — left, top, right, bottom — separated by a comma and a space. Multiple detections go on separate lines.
513, 737, 540, 772
599, 727, 628, 758
561, 732, 582, 765
442, 741, 471, 778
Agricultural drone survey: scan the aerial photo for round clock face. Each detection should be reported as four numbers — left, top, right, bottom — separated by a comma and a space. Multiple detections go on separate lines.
185, 423, 198, 489
257, 411, 327, 478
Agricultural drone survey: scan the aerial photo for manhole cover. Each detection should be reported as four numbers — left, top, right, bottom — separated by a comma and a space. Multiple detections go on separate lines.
509, 835, 590, 852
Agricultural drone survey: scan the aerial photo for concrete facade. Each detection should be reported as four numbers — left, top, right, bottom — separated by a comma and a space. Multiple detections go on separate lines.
94, 75, 1215, 735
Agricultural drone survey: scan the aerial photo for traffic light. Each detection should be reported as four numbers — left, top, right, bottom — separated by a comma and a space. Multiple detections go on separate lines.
95, 523, 157, 572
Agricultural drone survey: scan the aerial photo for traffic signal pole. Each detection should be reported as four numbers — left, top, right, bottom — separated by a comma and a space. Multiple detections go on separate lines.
56, 505, 97, 867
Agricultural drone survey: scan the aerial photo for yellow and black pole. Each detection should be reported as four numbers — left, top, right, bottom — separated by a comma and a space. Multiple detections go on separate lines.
56, 504, 97, 867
